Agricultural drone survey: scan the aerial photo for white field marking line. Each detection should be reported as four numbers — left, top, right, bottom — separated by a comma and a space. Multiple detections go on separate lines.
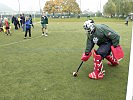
0, 30, 82, 47
0, 22, 40, 47
33, 21, 40, 24
0, 21, 82, 47
126, 21, 133, 100
0, 35, 41, 47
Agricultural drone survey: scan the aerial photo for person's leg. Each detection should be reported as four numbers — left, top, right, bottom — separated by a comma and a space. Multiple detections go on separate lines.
32, 24, 34, 28
24, 29, 28, 38
106, 55, 119, 66
15, 24, 18, 30
88, 50, 104, 79
8, 29, 11, 35
89, 42, 112, 79
13, 24, 15, 29
5, 29, 7, 35
42, 25, 44, 35
18, 23, 20, 28
22, 24, 25, 31
45, 27, 48, 35
9, 29, 11, 35
96, 42, 119, 66
125, 21, 128, 26
96, 42, 112, 59
6, 27, 10, 35
20, 21, 22, 27
6, 27, 11, 35
5, 27, 8, 35
29, 29, 31, 38
44, 25, 48, 36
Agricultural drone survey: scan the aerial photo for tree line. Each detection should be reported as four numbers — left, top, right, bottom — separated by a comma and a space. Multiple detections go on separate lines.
43, 0, 133, 18
103, 0, 133, 17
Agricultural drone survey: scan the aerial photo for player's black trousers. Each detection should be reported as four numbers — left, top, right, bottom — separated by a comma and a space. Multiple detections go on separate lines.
96, 42, 112, 59
25, 28, 31, 37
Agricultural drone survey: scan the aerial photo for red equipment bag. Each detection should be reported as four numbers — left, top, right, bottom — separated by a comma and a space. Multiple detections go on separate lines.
111, 45, 124, 61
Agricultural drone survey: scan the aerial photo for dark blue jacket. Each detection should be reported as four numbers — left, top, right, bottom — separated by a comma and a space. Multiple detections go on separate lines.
22, 16, 25, 24
13, 17, 18, 25
12, 16, 15, 24
25, 20, 31, 29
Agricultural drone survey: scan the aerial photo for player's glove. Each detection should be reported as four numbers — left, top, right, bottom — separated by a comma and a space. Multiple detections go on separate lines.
81, 52, 92, 61
111, 45, 124, 60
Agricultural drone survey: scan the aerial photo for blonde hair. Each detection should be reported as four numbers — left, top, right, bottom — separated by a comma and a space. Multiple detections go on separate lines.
26, 16, 29, 20
4, 17, 8, 21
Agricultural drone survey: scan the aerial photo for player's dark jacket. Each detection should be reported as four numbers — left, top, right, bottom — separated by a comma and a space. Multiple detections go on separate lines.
25, 20, 31, 29
85, 24, 120, 53
22, 16, 25, 24
41, 16, 48, 24
12, 16, 15, 24
29, 17, 33, 24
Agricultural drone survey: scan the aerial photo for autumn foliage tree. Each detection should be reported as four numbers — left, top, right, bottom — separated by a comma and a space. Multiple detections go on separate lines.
43, 0, 81, 16
62, 0, 80, 16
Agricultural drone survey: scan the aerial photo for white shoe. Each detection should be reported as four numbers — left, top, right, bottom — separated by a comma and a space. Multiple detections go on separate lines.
45, 34, 48, 37
42, 34, 44, 36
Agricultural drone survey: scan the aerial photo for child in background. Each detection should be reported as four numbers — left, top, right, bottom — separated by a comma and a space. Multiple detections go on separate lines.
24, 16, 32, 39
3, 18, 11, 35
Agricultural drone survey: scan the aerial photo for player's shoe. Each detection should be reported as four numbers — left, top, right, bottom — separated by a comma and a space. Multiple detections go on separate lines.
42, 34, 44, 36
45, 34, 48, 37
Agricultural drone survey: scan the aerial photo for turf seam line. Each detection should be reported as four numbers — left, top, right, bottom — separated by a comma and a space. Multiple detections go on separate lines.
0, 35, 41, 47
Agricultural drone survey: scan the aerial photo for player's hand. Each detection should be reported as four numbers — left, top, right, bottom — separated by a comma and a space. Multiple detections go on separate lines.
81, 52, 92, 61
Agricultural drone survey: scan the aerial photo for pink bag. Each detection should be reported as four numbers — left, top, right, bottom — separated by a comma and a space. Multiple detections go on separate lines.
111, 45, 124, 61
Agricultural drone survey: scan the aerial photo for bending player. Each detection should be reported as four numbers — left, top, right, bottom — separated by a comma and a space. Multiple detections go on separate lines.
81, 19, 122, 80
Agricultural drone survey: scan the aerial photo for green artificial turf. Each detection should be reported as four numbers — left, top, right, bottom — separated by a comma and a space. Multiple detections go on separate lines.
0, 17, 132, 100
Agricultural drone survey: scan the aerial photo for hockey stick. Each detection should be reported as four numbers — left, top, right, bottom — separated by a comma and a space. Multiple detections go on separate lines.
73, 61, 84, 77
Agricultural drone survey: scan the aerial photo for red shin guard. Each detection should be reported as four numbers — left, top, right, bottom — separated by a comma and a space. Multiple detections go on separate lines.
89, 50, 105, 79
106, 55, 119, 66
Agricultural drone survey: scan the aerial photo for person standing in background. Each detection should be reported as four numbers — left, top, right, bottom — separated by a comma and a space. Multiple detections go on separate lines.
20, 14, 23, 27
125, 16, 129, 26
22, 14, 25, 31
3, 18, 11, 35
17, 16, 21, 28
41, 12, 48, 36
29, 15, 34, 28
24, 16, 32, 39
